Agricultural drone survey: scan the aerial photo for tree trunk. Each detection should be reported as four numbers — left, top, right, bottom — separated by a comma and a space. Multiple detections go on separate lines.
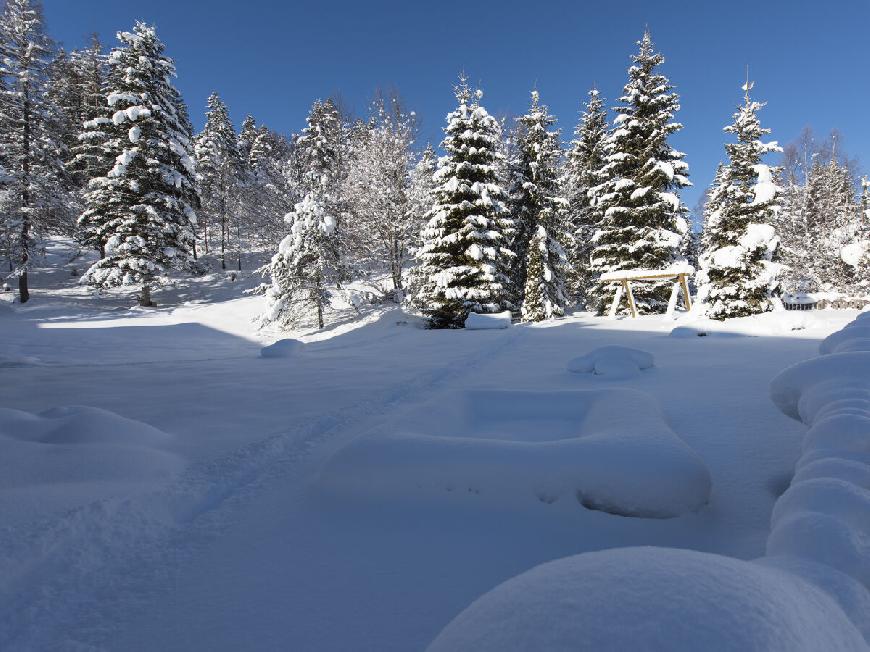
220, 192, 227, 270
139, 283, 154, 307
19, 270, 29, 304
19, 81, 32, 304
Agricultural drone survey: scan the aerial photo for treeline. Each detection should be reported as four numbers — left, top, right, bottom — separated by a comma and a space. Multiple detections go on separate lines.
1, 0, 867, 324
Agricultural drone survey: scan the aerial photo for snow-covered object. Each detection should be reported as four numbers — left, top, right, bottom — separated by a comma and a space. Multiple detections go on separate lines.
318, 389, 711, 518
0, 406, 183, 522
464, 311, 512, 330
566, 346, 654, 379
598, 262, 693, 282
259, 338, 303, 358
427, 547, 867, 652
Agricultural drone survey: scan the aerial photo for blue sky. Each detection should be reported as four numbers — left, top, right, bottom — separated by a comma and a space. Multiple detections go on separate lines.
42, 0, 870, 216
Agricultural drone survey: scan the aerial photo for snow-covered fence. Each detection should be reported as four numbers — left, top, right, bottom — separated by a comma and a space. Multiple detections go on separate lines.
599, 263, 694, 318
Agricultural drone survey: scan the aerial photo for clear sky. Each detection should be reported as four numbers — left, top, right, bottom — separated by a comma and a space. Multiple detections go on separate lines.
40, 0, 870, 217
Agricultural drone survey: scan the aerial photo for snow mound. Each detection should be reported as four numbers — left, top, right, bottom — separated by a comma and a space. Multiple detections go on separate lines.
318, 389, 710, 518
820, 322, 870, 354
260, 338, 303, 358
769, 352, 870, 422
0, 406, 183, 522
566, 345, 654, 379
426, 547, 866, 652
464, 311, 512, 330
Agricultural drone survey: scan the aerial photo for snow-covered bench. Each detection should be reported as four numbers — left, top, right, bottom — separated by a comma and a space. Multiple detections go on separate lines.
599, 264, 694, 318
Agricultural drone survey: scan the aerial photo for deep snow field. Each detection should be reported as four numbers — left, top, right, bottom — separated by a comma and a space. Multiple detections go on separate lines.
0, 240, 866, 651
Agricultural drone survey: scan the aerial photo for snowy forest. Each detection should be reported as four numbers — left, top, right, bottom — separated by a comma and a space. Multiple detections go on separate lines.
1, 0, 868, 327
4, 1, 870, 650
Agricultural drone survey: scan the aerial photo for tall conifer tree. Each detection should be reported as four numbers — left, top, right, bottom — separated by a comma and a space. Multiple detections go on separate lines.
589, 30, 691, 314
414, 76, 514, 328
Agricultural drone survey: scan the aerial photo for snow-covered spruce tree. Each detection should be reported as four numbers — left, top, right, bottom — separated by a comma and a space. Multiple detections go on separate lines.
802, 155, 859, 293
414, 77, 514, 328
195, 92, 243, 269
507, 90, 568, 321
68, 36, 108, 186
563, 87, 608, 306
79, 22, 198, 306
237, 115, 257, 165
696, 82, 781, 319
588, 30, 691, 314
259, 99, 343, 328
242, 124, 293, 247
343, 95, 417, 294
0, 0, 68, 303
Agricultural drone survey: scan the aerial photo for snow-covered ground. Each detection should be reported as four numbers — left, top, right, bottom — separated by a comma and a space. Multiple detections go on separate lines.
0, 240, 865, 650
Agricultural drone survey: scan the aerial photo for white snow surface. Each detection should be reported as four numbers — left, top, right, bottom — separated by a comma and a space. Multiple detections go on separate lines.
427, 547, 867, 652
0, 240, 866, 651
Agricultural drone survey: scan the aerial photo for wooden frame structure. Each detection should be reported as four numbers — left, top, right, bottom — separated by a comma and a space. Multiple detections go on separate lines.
601, 269, 693, 319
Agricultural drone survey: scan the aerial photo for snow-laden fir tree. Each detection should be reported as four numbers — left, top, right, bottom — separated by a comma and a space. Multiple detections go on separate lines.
343, 95, 417, 294
237, 115, 257, 165
773, 129, 865, 296
68, 35, 109, 188
414, 76, 515, 328
508, 90, 568, 321
79, 22, 199, 306
0, 0, 68, 302
563, 87, 608, 306
589, 30, 691, 314
242, 123, 293, 246
259, 99, 344, 328
194, 92, 243, 269
696, 80, 781, 319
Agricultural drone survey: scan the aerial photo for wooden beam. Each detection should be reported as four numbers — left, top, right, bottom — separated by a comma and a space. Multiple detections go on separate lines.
679, 273, 693, 312
608, 283, 624, 319
623, 280, 638, 318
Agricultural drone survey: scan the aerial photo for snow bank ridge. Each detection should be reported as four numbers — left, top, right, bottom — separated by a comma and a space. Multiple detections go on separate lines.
769, 311, 870, 593
318, 389, 710, 518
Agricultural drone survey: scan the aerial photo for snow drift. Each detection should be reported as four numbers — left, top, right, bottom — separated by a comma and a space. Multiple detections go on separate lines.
318, 389, 710, 518
426, 547, 867, 652
0, 406, 183, 523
